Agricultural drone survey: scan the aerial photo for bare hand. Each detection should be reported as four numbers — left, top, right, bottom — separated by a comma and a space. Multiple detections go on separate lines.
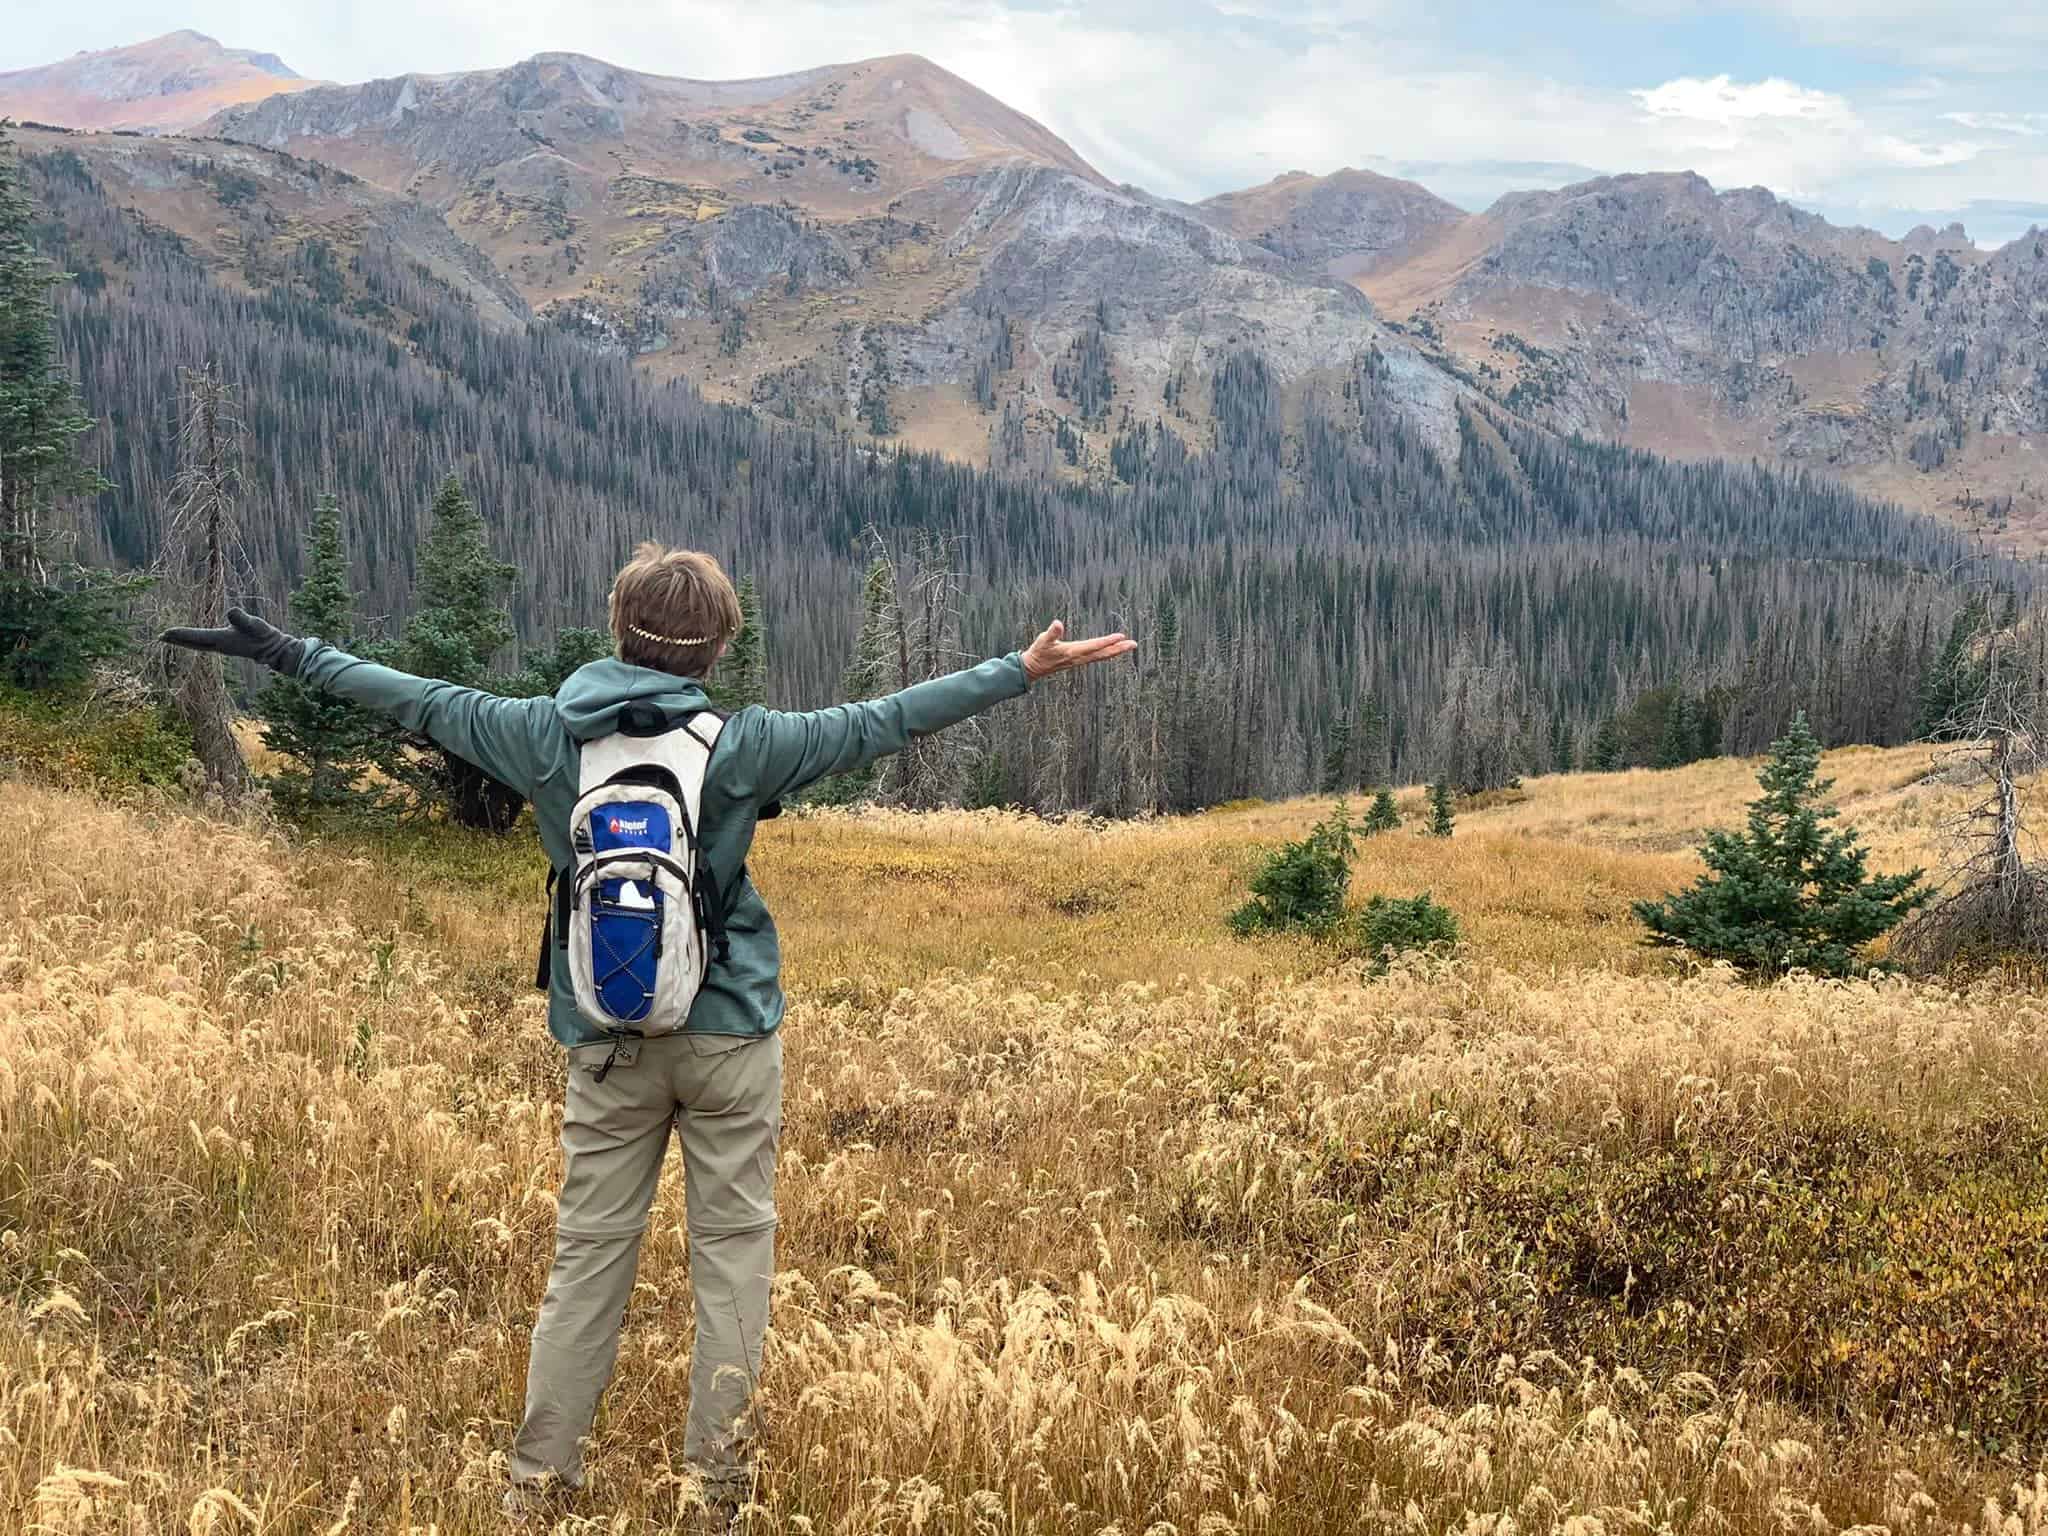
1021, 620, 1137, 682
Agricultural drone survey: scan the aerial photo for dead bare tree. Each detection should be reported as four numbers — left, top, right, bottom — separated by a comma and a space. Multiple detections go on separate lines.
1892, 584, 2048, 973
0, 453, 39, 583
165, 359, 252, 798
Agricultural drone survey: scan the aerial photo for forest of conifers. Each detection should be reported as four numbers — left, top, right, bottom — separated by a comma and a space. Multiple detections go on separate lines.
22, 143, 2041, 813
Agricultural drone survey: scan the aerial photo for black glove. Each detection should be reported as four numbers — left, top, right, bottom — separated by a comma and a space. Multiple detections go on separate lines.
160, 606, 307, 677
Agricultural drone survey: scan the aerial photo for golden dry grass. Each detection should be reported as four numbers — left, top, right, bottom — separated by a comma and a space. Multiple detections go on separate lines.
4, 746, 2048, 1533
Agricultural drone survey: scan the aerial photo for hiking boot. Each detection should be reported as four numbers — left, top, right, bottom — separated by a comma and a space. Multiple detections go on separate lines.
499, 1481, 571, 1528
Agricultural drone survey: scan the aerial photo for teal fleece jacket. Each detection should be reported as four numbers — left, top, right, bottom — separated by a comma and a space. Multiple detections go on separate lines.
296, 644, 1032, 1045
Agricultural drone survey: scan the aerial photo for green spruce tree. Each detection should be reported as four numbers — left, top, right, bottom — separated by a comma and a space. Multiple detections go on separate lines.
0, 130, 127, 690
1549, 712, 1575, 774
1657, 692, 1700, 769
505, 625, 612, 699
709, 574, 767, 712
1915, 594, 1990, 741
1320, 716, 1354, 793
1633, 712, 1928, 977
1590, 716, 1625, 771
1426, 779, 1455, 838
1363, 787, 1401, 834
1356, 696, 1392, 788
384, 471, 523, 830
810, 555, 897, 804
258, 494, 386, 815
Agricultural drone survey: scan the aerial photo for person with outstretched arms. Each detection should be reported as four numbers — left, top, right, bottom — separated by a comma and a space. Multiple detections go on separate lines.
164, 543, 1135, 1530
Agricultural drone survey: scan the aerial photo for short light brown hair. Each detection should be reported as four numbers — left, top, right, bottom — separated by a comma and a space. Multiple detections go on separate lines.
608, 542, 743, 677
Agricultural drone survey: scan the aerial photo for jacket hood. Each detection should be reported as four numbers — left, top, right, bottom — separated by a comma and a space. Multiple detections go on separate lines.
553, 657, 712, 742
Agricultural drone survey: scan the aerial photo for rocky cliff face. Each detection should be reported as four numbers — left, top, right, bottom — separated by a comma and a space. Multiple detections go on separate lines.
923, 165, 1462, 446
1358, 172, 2048, 541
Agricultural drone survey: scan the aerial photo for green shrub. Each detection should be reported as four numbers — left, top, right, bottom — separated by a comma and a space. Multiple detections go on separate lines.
1229, 801, 1355, 935
0, 686, 192, 792
1343, 892, 1459, 970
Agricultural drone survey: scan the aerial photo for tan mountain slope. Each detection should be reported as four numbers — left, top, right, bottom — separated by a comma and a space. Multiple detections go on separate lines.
203, 51, 1105, 223
11, 123, 529, 332
1198, 166, 1465, 281
0, 30, 318, 133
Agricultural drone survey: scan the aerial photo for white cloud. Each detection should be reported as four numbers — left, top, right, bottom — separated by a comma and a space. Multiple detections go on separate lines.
1632, 74, 1847, 126
1943, 111, 2048, 136
1872, 135, 1985, 169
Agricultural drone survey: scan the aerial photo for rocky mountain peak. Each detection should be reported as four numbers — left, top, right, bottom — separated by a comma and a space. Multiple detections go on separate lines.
0, 30, 318, 132
1198, 163, 1466, 280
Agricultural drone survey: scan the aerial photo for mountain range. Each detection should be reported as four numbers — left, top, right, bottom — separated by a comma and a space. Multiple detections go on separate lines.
4, 29, 2047, 545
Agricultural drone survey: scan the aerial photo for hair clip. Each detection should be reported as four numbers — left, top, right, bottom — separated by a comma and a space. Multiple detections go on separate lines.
629, 622, 719, 647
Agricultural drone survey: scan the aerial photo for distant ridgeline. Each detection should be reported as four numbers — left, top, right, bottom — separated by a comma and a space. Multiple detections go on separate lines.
26, 146, 2018, 814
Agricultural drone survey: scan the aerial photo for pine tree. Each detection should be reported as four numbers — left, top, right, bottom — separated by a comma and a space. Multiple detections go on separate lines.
1633, 712, 1928, 977
1695, 686, 1727, 761
0, 128, 124, 690
258, 493, 386, 815
810, 554, 897, 804
384, 471, 522, 830
1426, 780, 1455, 838
1916, 594, 1989, 741
709, 574, 767, 711
1657, 692, 1700, 769
1321, 716, 1353, 792
843, 556, 898, 701
398, 472, 515, 687
504, 626, 612, 699
1363, 787, 1400, 834
1549, 711, 1575, 774
1590, 716, 1625, 771
1356, 696, 1392, 788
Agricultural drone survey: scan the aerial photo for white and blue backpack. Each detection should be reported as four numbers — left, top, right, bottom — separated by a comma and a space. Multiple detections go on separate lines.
542, 711, 731, 1050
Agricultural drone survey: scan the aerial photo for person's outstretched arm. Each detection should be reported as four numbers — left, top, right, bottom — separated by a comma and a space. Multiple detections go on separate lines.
730, 620, 1135, 806
161, 607, 562, 800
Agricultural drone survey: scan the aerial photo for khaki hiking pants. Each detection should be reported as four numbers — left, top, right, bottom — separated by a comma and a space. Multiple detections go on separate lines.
510, 1029, 781, 1498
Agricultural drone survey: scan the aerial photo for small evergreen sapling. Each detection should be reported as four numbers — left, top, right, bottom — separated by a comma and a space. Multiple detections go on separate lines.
1229, 801, 1355, 935
1633, 712, 1928, 977
1347, 892, 1459, 972
1426, 780, 1455, 838
1363, 788, 1400, 834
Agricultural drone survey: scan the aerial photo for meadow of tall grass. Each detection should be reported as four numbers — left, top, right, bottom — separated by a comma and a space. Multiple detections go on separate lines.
4, 744, 2046, 1534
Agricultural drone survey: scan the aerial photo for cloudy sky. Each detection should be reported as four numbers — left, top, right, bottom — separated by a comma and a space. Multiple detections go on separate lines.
8, 1, 2048, 247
